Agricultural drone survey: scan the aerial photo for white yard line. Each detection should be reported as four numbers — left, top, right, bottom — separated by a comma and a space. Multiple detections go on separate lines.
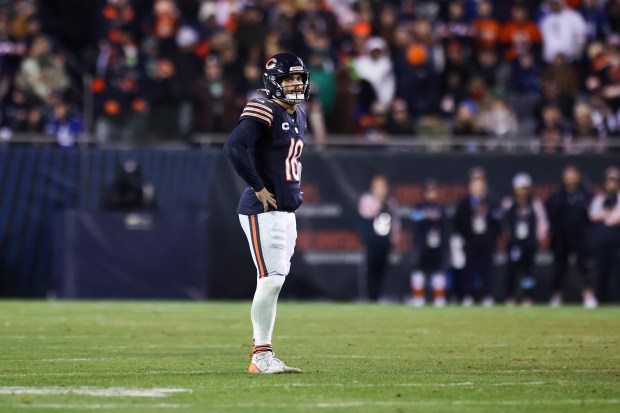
237, 381, 547, 388
14, 403, 191, 409
0, 387, 191, 398
0, 370, 211, 378
207, 399, 619, 409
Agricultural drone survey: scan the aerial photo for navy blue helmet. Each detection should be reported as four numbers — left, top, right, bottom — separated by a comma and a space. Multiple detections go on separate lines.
262, 52, 310, 104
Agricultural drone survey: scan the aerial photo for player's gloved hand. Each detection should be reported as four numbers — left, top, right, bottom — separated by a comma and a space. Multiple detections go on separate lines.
256, 188, 277, 212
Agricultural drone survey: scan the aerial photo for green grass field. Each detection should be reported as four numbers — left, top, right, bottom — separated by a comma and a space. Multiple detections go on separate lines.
0, 301, 619, 412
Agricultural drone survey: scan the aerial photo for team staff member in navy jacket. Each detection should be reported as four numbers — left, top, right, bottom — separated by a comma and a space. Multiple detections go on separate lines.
546, 165, 596, 308
453, 167, 502, 307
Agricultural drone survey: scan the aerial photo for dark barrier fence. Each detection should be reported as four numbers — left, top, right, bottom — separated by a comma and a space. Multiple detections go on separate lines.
0, 147, 219, 297
1, 146, 619, 302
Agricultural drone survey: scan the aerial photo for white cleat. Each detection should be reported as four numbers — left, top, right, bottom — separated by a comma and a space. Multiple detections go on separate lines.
462, 296, 474, 307
549, 295, 562, 308
248, 352, 302, 374
482, 296, 495, 307
583, 296, 598, 309
407, 297, 426, 308
433, 297, 446, 308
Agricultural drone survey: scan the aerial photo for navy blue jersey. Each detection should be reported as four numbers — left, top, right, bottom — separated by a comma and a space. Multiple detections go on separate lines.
410, 202, 448, 251
410, 201, 449, 271
224, 97, 307, 215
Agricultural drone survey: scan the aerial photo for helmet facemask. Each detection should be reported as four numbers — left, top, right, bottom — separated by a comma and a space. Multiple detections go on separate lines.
267, 72, 310, 105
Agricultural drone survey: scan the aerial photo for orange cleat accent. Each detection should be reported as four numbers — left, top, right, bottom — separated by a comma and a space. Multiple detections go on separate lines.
248, 362, 260, 373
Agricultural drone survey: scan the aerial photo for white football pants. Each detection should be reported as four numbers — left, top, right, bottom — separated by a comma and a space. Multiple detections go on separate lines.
239, 211, 297, 346
239, 212, 297, 279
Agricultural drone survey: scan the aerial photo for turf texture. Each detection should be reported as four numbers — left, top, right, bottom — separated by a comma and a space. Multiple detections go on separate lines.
0, 301, 619, 412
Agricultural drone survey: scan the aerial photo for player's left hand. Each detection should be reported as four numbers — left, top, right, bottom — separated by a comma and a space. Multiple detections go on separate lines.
256, 188, 277, 212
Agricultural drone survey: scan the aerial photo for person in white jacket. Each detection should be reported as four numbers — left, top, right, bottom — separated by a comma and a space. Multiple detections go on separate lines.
353, 37, 396, 111
589, 167, 620, 304
538, 0, 588, 63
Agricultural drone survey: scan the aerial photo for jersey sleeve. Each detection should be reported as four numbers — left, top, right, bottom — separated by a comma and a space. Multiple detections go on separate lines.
239, 99, 274, 128
223, 118, 266, 192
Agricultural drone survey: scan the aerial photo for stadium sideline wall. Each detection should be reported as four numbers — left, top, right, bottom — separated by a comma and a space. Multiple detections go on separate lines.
0, 147, 618, 302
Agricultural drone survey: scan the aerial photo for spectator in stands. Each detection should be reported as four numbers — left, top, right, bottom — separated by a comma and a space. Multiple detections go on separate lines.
358, 174, 400, 302
465, 75, 491, 109
499, 2, 542, 62
353, 36, 396, 115
579, 0, 610, 42
304, 31, 337, 123
546, 165, 597, 308
471, 0, 501, 53
538, 0, 587, 64
238, 60, 264, 102
567, 101, 606, 153
436, 0, 473, 59
587, 35, 620, 131
588, 95, 619, 139
3, 87, 43, 133
191, 54, 242, 134
144, 46, 184, 141
234, 6, 267, 63
541, 53, 580, 97
8, 0, 38, 41
502, 172, 549, 306
536, 104, 571, 153
15, 35, 69, 105
0, 6, 28, 87
385, 98, 415, 136
92, 31, 147, 144
477, 94, 519, 137
452, 101, 487, 151
608, 0, 620, 34
376, 5, 398, 51
417, 114, 450, 140
44, 101, 83, 147
439, 39, 469, 119
453, 167, 502, 306
533, 78, 575, 128
294, 0, 338, 53
471, 47, 507, 93
589, 167, 620, 304
395, 18, 442, 118
510, 52, 541, 95
327, 59, 357, 135
97, 0, 137, 43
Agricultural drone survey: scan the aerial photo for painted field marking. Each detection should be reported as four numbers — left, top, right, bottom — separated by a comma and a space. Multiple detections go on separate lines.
235, 381, 547, 388
0, 370, 211, 378
14, 403, 191, 409
206, 399, 620, 409
0, 387, 191, 398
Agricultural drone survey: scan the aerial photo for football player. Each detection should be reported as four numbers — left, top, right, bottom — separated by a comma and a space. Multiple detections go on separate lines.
223, 53, 309, 374
408, 179, 449, 307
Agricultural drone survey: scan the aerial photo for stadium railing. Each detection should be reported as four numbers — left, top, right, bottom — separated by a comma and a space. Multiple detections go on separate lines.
1, 132, 617, 154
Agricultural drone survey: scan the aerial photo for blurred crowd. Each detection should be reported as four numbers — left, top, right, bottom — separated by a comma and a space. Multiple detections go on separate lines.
1, 0, 620, 150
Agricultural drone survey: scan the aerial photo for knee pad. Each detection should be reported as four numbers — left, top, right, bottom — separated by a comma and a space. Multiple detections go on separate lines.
273, 261, 291, 276
269, 223, 290, 276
